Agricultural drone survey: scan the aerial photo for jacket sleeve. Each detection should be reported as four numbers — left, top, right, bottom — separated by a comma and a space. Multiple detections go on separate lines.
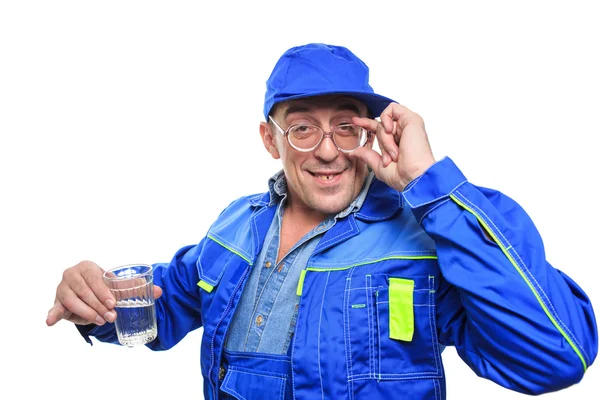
402, 157, 598, 395
78, 241, 205, 350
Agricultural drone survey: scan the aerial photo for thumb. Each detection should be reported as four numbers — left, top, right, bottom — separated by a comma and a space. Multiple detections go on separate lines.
46, 302, 70, 326
153, 285, 163, 300
348, 147, 387, 173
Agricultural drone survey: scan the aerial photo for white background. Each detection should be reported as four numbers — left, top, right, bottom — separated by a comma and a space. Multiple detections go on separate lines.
1, 1, 598, 399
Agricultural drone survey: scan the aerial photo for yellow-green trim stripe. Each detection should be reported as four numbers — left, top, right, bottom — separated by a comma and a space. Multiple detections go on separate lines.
296, 255, 437, 296
296, 269, 308, 296
198, 280, 215, 293
306, 255, 437, 274
449, 194, 587, 371
207, 234, 252, 264
389, 277, 415, 341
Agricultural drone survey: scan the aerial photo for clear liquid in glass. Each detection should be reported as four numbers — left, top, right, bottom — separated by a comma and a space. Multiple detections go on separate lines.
114, 299, 157, 347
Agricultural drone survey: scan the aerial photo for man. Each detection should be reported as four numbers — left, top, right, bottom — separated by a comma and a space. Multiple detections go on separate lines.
46, 43, 597, 399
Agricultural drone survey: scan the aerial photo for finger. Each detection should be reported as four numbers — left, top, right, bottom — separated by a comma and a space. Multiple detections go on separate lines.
374, 119, 399, 162
154, 285, 163, 299
380, 112, 396, 134
83, 267, 116, 309
57, 271, 117, 323
61, 287, 109, 325
64, 261, 117, 320
72, 265, 117, 322
348, 146, 385, 174
353, 116, 397, 164
379, 103, 410, 132
351, 116, 380, 132
378, 141, 393, 168
46, 302, 69, 326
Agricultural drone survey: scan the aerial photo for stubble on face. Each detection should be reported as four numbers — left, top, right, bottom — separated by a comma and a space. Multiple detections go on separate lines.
271, 96, 371, 218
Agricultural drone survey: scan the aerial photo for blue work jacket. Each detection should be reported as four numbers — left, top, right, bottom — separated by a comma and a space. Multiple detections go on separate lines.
85, 157, 598, 399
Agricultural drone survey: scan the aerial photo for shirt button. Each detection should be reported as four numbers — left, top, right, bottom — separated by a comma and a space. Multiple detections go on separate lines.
265, 261, 272, 268
256, 315, 263, 326
219, 366, 226, 380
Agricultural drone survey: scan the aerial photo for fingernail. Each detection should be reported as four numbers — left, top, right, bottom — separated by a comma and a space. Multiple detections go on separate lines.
105, 298, 115, 308
389, 151, 397, 160
383, 154, 390, 165
95, 316, 106, 326
104, 311, 116, 322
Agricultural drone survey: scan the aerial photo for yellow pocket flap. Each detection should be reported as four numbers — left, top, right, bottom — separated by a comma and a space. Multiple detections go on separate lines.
389, 278, 414, 341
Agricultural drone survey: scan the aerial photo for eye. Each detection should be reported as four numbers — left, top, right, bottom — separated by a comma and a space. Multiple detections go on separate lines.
295, 125, 311, 132
290, 124, 319, 139
335, 124, 359, 136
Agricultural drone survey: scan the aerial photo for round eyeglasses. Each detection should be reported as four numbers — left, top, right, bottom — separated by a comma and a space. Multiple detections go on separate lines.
268, 116, 370, 153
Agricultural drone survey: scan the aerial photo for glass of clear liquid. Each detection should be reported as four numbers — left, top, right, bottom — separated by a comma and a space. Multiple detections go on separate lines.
103, 264, 157, 347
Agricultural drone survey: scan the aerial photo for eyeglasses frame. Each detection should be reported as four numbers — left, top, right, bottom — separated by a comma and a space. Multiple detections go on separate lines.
268, 116, 371, 153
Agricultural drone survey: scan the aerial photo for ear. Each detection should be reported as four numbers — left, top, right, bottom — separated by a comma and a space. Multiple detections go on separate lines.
260, 121, 281, 160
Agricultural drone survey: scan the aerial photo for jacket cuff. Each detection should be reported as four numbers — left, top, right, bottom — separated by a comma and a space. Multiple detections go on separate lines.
401, 157, 467, 221
76, 323, 97, 345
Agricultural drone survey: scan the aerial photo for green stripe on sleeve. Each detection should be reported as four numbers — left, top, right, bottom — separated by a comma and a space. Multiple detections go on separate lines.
449, 194, 587, 371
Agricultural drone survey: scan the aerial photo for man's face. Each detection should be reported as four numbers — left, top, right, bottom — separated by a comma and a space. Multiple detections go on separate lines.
260, 95, 373, 216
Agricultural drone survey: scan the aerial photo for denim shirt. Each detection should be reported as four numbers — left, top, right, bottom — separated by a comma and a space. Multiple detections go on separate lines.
224, 170, 374, 354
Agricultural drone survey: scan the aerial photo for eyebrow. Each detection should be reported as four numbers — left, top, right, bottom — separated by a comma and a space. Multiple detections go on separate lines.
283, 102, 363, 119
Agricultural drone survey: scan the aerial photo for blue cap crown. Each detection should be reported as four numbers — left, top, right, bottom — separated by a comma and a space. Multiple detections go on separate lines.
263, 43, 394, 120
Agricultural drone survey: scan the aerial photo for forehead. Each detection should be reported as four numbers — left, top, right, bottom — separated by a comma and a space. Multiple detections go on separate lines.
274, 95, 368, 119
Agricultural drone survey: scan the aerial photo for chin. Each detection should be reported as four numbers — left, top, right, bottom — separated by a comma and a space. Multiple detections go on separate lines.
309, 196, 353, 215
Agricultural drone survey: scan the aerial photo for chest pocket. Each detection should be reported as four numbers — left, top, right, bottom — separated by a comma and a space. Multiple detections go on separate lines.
346, 272, 442, 381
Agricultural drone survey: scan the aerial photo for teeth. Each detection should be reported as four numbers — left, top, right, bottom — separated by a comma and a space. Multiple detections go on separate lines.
317, 175, 334, 180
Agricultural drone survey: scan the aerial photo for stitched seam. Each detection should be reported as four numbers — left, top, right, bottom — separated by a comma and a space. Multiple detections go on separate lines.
418, 198, 451, 225
226, 367, 287, 380
221, 371, 247, 400
505, 245, 589, 362
404, 179, 467, 209
348, 287, 429, 292
346, 268, 356, 400
350, 372, 441, 377
224, 354, 292, 362
453, 190, 589, 367
365, 274, 373, 379
348, 372, 441, 381
208, 232, 252, 264
455, 190, 589, 364
376, 288, 382, 381
402, 173, 425, 194
318, 216, 358, 249
291, 288, 300, 400
318, 272, 330, 400
343, 275, 352, 399
433, 379, 441, 400
307, 252, 437, 269
429, 276, 441, 375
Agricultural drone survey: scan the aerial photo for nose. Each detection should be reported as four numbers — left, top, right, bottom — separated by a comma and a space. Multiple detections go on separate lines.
313, 132, 340, 162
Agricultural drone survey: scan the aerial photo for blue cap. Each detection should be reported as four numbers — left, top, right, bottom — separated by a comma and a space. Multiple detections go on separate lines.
263, 43, 395, 120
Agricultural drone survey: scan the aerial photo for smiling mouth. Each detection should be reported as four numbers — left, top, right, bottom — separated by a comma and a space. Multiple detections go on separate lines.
309, 171, 342, 181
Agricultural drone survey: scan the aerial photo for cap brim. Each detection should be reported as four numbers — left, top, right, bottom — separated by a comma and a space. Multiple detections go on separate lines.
271, 90, 396, 119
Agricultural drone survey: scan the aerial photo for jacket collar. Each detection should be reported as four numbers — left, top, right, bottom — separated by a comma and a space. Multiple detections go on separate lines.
247, 172, 403, 222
